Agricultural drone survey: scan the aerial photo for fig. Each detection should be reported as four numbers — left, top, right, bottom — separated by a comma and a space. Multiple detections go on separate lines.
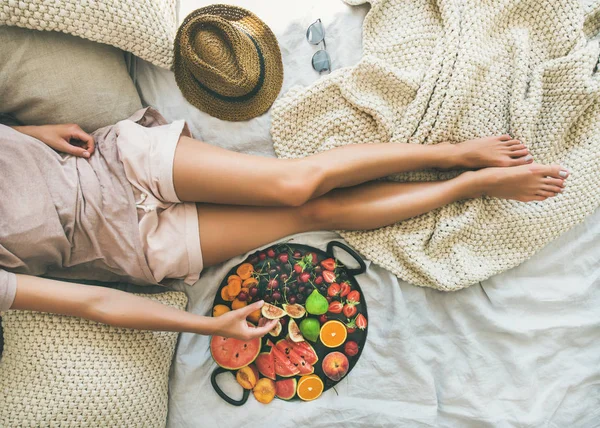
261, 302, 286, 319
305, 289, 328, 315
259, 317, 283, 336
282, 303, 306, 319
287, 318, 305, 343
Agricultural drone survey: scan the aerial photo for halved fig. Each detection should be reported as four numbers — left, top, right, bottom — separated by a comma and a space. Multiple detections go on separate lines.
259, 317, 283, 337
282, 303, 306, 319
261, 302, 286, 319
287, 318, 305, 343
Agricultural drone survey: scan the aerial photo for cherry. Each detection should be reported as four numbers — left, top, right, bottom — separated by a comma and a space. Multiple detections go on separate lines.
249, 288, 258, 297
319, 314, 328, 324
298, 285, 306, 294
272, 291, 281, 301
267, 248, 276, 258
268, 278, 279, 289
277, 253, 289, 263
259, 252, 266, 261
288, 296, 297, 304
238, 291, 248, 301
296, 294, 305, 303
280, 273, 289, 282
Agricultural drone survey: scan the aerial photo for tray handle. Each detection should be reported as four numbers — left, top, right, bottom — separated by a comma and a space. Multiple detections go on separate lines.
326, 241, 367, 276
210, 366, 250, 406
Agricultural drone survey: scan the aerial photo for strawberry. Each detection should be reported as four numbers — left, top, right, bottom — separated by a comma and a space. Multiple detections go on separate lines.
328, 301, 343, 314
267, 248, 276, 258
277, 253, 289, 263
347, 290, 360, 304
356, 313, 367, 330
293, 264, 303, 274
315, 276, 324, 285
320, 258, 336, 271
345, 319, 356, 334
309, 252, 318, 264
339, 282, 351, 298
322, 270, 336, 284
342, 303, 357, 318
299, 272, 311, 283
327, 283, 341, 297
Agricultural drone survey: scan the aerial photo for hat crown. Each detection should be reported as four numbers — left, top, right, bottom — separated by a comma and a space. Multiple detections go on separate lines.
183, 16, 262, 98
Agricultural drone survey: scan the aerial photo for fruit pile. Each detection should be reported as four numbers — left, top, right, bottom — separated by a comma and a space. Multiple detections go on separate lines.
210, 244, 368, 404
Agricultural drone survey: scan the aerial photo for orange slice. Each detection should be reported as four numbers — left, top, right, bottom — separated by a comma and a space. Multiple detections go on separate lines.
220, 286, 235, 302
236, 263, 254, 280
319, 320, 347, 348
297, 374, 324, 401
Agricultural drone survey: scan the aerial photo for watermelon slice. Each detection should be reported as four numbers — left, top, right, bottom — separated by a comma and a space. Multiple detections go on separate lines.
275, 340, 314, 375
272, 344, 300, 377
275, 378, 297, 400
286, 337, 318, 365
210, 334, 261, 370
255, 351, 276, 380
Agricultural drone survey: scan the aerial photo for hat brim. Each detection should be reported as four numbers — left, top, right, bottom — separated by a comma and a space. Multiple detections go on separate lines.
173, 5, 284, 122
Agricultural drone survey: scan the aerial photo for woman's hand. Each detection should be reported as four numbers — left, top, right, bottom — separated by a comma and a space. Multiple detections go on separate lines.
211, 300, 278, 340
13, 123, 95, 158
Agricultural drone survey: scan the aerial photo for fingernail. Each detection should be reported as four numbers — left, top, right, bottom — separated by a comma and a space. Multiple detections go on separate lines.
83, 151, 90, 158
559, 170, 568, 178
524, 155, 533, 161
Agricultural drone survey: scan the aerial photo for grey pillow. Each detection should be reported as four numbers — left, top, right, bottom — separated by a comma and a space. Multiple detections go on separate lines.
0, 27, 142, 132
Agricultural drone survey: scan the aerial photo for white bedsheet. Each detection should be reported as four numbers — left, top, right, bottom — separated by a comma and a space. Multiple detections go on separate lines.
135, 1, 600, 426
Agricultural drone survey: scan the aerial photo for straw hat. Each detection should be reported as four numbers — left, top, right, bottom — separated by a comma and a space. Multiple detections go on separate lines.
173, 5, 284, 122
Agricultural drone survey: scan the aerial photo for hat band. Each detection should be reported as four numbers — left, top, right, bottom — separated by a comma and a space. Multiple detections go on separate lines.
191, 31, 265, 103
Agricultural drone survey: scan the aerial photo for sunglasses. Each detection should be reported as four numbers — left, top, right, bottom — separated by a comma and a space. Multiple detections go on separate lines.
306, 19, 331, 73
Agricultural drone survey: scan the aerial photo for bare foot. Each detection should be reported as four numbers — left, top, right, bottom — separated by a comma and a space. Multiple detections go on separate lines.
464, 163, 569, 202
441, 135, 533, 169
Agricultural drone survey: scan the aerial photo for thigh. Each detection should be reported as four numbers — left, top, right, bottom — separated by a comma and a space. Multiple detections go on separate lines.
197, 203, 312, 268
173, 136, 300, 206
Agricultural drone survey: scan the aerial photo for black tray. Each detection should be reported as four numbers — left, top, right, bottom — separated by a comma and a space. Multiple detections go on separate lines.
210, 240, 368, 405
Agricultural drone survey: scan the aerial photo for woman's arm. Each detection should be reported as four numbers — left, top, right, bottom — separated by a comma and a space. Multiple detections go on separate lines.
10, 274, 277, 340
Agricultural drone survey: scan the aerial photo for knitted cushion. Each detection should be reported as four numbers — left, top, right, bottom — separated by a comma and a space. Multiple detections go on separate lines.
0, 0, 177, 68
0, 291, 187, 427
271, 0, 600, 291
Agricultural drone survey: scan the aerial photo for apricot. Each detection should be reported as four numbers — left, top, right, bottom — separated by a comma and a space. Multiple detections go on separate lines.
236, 365, 258, 390
247, 308, 261, 324
232, 299, 248, 310
228, 278, 242, 297
220, 286, 235, 302
236, 263, 254, 280
212, 304, 230, 317
253, 378, 276, 404
242, 277, 258, 288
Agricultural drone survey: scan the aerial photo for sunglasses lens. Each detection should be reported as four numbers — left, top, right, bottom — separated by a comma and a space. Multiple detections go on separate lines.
306, 20, 325, 45
312, 49, 331, 72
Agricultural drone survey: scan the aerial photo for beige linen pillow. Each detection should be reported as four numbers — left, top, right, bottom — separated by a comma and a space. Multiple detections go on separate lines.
0, 291, 188, 427
0, 26, 142, 132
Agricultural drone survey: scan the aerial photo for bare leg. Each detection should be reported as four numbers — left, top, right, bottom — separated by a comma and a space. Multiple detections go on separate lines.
174, 135, 533, 206
198, 163, 567, 267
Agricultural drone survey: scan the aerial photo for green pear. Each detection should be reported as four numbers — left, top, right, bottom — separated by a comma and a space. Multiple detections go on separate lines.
299, 318, 321, 342
305, 289, 328, 315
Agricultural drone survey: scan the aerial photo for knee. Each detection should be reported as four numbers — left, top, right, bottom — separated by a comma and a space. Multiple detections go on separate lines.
275, 160, 323, 207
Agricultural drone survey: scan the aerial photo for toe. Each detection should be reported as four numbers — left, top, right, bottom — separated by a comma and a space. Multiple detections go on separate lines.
536, 190, 558, 198
543, 178, 564, 188
506, 139, 523, 146
499, 134, 513, 141
541, 165, 569, 179
532, 195, 548, 201
509, 143, 526, 151
511, 155, 533, 165
542, 185, 563, 194
510, 149, 530, 158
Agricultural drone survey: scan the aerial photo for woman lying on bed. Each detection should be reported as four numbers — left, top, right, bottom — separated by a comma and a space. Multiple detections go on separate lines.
0, 109, 569, 340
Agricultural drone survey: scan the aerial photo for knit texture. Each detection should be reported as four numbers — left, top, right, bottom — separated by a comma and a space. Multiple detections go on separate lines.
271, 0, 600, 290
0, 0, 177, 68
0, 291, 187, 427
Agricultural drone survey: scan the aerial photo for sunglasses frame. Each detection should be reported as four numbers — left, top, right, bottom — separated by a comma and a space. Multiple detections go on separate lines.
306, 19, 331, 73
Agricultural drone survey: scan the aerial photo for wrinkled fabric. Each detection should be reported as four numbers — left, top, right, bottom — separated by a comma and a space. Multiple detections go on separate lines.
0, 108, 178, 312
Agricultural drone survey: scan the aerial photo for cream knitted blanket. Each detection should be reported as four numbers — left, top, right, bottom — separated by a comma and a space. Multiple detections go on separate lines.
271, 0, 600, 290
0, 0, 177, 68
